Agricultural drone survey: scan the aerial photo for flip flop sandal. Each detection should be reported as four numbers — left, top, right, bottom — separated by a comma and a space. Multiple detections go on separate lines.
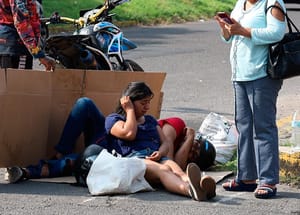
200, 175, 216, 200
222, 179, 257, 192
186, 163, 206, 201
254, 186, 277, 199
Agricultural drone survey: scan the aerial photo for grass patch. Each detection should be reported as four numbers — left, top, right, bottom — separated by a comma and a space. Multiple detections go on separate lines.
280, 175, 300, 188
42, 0, 236, 25
212, 151, 237, 173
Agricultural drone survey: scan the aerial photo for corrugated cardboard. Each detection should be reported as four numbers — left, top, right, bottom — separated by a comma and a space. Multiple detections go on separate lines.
0, 69, 166, 167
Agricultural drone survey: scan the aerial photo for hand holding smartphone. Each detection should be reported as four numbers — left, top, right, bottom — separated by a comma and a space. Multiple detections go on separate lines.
217, 12, 233, 24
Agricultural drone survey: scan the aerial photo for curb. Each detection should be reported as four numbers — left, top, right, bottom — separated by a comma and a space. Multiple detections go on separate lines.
279, 147, 300, 187
277, 116, 300, 187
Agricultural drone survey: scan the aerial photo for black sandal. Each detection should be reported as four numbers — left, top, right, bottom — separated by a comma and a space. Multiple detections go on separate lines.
222, 179, 257, 192
254, 185, 277, 199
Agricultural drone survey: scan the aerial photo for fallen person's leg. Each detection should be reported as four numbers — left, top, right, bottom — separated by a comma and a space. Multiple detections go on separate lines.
5, 153, 78, 183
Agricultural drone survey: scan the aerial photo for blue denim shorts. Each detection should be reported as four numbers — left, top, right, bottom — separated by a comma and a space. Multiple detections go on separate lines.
127, 148, 169, 163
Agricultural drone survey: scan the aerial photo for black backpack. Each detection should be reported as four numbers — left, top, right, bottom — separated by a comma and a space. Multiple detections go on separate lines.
73, 144, 103, 187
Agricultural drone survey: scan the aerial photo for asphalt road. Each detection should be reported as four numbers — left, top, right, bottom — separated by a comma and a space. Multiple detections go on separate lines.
122, 11, 300, 130
1, 4, 300, 215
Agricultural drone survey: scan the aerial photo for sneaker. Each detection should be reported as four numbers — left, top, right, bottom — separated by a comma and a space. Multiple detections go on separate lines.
4, 168, 9, 181
6, 166, 25, 183
186, 163, 206, 201
200, 175, 216, 200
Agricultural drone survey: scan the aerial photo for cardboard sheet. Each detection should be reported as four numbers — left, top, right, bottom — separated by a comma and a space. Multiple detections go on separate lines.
0, 69, 166, 167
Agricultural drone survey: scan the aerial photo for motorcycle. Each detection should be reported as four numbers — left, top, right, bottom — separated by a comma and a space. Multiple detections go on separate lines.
41, 0, 143, 71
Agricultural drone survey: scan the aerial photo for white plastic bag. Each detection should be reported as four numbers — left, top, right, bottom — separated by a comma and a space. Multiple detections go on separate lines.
198, 112, 238, 164
87, 149, 154, 195
291, 111, 300, 151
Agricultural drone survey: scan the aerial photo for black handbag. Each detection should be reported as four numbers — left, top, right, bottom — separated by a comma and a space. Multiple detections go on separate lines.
266, 5, 300, 80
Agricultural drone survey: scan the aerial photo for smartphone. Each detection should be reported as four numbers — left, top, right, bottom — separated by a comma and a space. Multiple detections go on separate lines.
217, 12, 233, 24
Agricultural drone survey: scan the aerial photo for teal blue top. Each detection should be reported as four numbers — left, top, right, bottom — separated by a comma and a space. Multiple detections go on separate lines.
223, 0, 286, 81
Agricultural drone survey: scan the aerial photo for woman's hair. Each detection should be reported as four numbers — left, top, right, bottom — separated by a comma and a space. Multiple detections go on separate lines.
115, 82, 154, 115
193, 137, 216, 171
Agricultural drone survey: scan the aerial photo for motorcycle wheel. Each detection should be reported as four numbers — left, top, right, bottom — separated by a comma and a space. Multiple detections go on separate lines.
124, 59, 144, 72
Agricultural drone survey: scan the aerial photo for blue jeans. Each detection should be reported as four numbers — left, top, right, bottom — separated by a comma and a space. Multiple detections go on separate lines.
55, 97, 107, 155
127, 148, 169, 162
26, 97, 107, 178
233, 77, 282, 185
26, 153, 79, 178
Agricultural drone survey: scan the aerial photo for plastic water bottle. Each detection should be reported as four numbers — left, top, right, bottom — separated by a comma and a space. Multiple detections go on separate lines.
291, 111, 300, 151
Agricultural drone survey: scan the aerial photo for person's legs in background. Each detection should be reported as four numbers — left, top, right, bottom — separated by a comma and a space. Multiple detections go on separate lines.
252, 77, 282, 198
0, 55, 33, 69
6, 97, 107, 183
234, 81, 258, 182
223, 77, 282, 197
54, 97, 107, 157
222, 81, 258, 192
6, 153, 79, 183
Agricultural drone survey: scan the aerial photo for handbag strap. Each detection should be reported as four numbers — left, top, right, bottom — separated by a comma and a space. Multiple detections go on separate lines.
265, 4, 299, 33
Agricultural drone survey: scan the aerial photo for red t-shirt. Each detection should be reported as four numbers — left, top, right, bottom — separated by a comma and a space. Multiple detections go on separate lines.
158, 117, 186, 152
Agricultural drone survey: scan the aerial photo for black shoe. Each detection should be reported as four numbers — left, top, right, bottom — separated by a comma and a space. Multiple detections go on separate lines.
6, 166, 26, 183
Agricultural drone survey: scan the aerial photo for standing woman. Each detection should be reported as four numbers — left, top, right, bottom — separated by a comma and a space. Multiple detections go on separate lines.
105, 82, 216, 201
215, 0, 286, 199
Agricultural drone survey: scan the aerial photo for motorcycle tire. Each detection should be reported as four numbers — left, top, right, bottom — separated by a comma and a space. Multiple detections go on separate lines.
124, 59, 144, 72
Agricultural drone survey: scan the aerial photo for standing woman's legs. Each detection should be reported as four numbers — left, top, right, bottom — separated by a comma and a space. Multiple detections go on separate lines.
252, 77, 282, 185
55, 97, 106, 155
234, 81, 258, 181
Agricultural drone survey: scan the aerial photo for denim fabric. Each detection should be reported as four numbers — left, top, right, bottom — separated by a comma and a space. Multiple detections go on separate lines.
26, 154, 79, 178
233, 77, 282, 185
0, 55, 33, 69
54, 97, 107, 155
127, 148, 169, 162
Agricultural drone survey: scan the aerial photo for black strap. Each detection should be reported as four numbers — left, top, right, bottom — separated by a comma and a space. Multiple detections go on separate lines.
265, 4, 299, 33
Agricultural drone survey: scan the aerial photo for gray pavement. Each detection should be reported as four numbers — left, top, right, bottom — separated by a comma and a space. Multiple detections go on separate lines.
0, 173, 299, 215
1, 4, 300, 215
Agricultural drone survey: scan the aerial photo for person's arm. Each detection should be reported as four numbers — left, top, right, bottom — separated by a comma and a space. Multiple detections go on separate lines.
270, 2, 285, 22
143, 125, 170, 162
224, 2, 285, 42
10, 0, 55, 70
251, 1, 286, 44
174, 127, 195, 170
156, 126, 170, 157
214, 15, 232, 41
110, 96, 138, 140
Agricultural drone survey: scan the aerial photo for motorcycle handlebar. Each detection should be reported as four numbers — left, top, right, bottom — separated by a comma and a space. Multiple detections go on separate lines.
41, 0, 129, 27
40, 9, 104, 27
